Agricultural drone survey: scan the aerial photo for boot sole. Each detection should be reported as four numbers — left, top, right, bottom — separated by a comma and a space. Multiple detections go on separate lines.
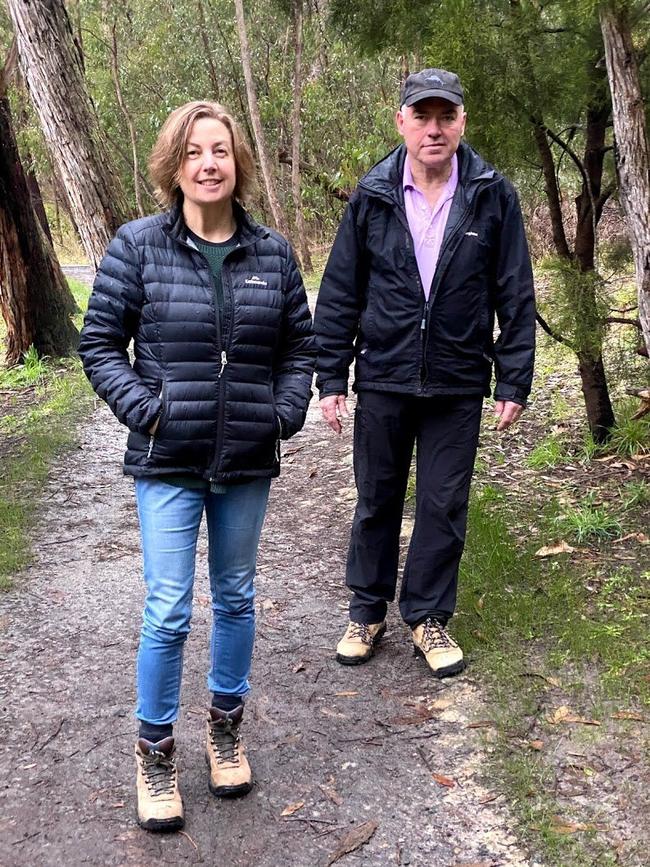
413, 645, 466, 679
137, 814, 185, 833
208, 780, 253, 798
336, 623, 386, 666
205, 752, 252, 798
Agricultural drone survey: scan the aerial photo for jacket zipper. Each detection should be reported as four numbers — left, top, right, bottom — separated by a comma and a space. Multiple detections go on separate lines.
147, 383, 164, 458
420, 178, 500, 386
206, 242, 256, 482
420, 205, 472, 385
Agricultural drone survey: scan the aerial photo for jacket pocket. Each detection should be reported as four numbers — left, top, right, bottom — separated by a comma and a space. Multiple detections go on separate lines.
146, 382, 166, 462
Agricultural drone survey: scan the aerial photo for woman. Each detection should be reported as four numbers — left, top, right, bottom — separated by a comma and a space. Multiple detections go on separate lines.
79, 101, 315, 832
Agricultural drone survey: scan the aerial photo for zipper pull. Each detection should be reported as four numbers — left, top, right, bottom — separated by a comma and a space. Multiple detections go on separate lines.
421, 300, 429, 330
218, 350, 228, 377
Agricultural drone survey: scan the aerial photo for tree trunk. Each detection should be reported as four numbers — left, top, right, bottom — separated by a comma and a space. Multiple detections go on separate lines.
531, 95, 616, 441
600, 2, 650, 358
532, 122, 571, 259
233, 0, 291, 238
577, 352, 616, 444
290, 0, 312, 272
0, 93, 78, 364
6, 0, 131, 269
108, 21, 145, 217
197, 0, 221, 101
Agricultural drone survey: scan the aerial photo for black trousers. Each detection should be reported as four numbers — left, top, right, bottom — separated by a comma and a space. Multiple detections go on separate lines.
346, 391, 483, 627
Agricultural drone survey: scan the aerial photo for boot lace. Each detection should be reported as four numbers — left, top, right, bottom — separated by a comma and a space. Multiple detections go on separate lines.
347, 622, 373, 644
419, 618, 457, 654
208, 718, 241, 766
140, 748, 177, 797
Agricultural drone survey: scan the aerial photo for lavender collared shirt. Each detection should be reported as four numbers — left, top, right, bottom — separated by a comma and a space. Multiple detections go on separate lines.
403, 153, 459, 300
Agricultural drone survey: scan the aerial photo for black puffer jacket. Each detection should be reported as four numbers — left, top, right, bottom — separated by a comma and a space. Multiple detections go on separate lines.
79, 204, 315, 482
314, 141, 535, 404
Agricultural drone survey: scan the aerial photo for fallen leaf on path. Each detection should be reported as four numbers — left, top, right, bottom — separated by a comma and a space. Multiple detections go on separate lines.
428, 698, 453, 711
326, 821, 377, 865
292, 662, 306, 673
613, 532, 649, 544
196, 594, 210, 606
431, 773, 456, 788
261, 598, 276, 612
389, 708, 437, 726
110, 802, 125, 808
547, 705, 600, 726
282, 445, 305, 457
308, 467, 318, 478
281, 801, 304, 816
550, 815, 597, 834
320, 707, 346, 719
534, 541, 575, 557
451, 862, 494, 867
319, 784, 343, 805
478, 792, 499, 804
335, 691, 359, 697
529, 740, 545, 751
612, 710, 645, 721
466, 720, 496, 729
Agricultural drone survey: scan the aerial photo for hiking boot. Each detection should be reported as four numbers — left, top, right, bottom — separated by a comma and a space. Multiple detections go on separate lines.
205, 705, 252, 798
412, 617, 465, 678
135, 737, 184, 832
336, 620, 386, 665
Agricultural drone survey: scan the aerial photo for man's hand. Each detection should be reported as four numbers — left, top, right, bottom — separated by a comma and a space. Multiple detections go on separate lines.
494, 400, 523, 432
320, 394, 349, 434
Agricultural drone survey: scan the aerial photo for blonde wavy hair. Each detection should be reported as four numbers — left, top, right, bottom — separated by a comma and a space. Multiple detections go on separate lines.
148, 101, 256, 208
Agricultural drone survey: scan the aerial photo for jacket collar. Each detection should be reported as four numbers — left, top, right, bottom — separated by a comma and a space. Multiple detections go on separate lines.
162, 200, 269, 246
357, 140, 496, 205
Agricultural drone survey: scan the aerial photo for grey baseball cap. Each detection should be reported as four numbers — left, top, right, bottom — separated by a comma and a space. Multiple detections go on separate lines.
400, 68, 464, 107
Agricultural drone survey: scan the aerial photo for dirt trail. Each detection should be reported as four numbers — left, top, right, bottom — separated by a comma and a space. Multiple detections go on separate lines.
0, 280, 539, 867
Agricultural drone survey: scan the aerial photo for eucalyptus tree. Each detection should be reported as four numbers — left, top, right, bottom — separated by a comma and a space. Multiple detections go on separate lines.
0, 43, 78, 363
6, 0, 130, 268
600, 0, 650, 358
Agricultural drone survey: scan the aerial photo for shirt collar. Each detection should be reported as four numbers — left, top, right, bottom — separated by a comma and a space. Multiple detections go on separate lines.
402, 152, 459, 195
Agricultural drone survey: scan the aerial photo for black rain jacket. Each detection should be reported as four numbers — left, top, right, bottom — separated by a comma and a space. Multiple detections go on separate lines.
79, 204, 316, 482
314, 141, 535, 404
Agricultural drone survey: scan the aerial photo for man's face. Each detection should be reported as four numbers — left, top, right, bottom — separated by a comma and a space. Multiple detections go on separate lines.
396, 98, 466, 173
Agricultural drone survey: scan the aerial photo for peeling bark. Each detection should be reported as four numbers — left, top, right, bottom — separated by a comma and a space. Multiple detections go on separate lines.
600, 2, 650, 358
0, 93, 78, 363
6, 0, 130, 268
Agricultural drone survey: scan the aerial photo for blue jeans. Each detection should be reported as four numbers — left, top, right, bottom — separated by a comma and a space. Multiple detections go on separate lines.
134, 477, 271, 727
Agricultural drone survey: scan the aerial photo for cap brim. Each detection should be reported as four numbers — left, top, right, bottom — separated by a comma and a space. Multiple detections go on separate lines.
403, 89, 463, 107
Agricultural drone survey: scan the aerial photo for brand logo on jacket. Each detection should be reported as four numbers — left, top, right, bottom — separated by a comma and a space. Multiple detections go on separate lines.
465, 231, 479, 237
245, 276, 268, 287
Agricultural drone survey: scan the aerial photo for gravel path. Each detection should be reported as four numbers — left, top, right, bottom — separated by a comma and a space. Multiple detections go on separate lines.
0, 271, 538, 867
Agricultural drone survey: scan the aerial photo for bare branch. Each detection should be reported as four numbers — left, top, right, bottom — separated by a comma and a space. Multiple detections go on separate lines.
606, 317, 641, 329
535, 311, 574, 349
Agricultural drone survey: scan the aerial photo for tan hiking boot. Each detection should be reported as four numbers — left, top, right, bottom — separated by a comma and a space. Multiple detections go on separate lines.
205, 705, 252, 798
336, 620, 386, 665
135, 737, 184, 832
412, 618, 465, 678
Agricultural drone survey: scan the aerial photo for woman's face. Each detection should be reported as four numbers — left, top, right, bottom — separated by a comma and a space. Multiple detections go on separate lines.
179, 117, 237, 209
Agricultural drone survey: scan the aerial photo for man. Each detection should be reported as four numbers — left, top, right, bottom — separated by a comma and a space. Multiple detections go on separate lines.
314, 68, 535, 678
